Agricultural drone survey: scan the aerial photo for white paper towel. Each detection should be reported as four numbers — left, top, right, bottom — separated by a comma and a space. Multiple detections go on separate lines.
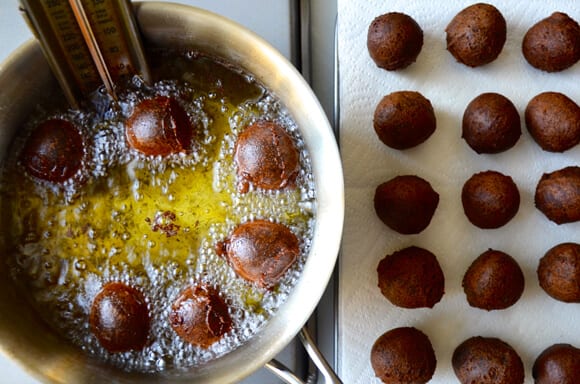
337, 1, 580, 383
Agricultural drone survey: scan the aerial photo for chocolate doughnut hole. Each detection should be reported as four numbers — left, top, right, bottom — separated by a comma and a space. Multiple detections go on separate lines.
453, 336, 524, 384
20, 118, 84, 183
377, 246, 445, 309
535, 166, 580, 225
446, 3, 507, 67
374, 175, 439, 234
371, 327, 436, 384
373, 91, 436, 150
216, 220, 300, 289
169, 284, 232, 348
462, 92, 521, 154
537, 242, 580, 303
234, 121, 299, 194
525, 92, 580, 153
89, 282, 150, 353
126, 95, 194, 156
523, 12, 580, 72
462, 249, 525, 310
462, 170, 520, 229
533, 344, 580, 384
367, 12, 423, 71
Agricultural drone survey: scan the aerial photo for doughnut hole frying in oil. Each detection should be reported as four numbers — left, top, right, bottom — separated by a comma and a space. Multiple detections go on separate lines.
89, 282, 151, 353
125, 95, 195, 156
216, 220, 300, 290
169, 284, 233, 349
234, 121, 300, 194
20, 118, 84, 183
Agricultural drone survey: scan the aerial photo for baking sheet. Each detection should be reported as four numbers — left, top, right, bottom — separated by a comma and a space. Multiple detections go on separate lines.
337, 1, 580, 383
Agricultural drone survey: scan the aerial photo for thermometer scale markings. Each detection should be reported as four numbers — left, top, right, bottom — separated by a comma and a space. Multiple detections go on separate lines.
19, 0, 150, 107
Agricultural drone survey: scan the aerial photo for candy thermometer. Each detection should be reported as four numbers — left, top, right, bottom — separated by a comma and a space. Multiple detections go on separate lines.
19, 0, 151, 108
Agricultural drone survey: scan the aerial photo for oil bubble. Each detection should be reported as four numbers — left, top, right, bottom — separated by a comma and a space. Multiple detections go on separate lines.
75, 259, 87, 271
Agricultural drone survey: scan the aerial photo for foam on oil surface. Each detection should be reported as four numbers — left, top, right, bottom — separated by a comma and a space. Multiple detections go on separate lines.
0, 51, 316, 372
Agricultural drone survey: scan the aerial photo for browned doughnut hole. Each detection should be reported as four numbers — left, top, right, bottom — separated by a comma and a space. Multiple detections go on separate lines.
371, 327, 436, 384
522, 12, 580, 72
537, 242, 580, 303
462, 249, 525, 310
533, 344, 580, 384
373, 91, 436, 150
169, 284, 232, 348
535, 166, 580, 224
20, 118, 84, 182
525, 92, 580, 153
453, 336, 524, 384
377, 246, 445, 309
89, 282, 150, 353
234, 121, 299, 193
462, 92, 521, 154
461, 170, 520, 229
216, 220, 300, 289
374, 175, 439, 234
367, 12, 424, 71
126, 95, 194, 156
446, 3, 507, 67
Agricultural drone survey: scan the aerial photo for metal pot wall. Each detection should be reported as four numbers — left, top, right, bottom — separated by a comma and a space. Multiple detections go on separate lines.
0, 2, 343, 383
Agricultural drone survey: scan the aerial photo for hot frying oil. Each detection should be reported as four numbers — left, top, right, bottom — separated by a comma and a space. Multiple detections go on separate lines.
0, 49, 315, 371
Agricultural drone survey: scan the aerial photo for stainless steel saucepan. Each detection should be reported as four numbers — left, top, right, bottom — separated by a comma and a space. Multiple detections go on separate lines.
0, 2, 343, 383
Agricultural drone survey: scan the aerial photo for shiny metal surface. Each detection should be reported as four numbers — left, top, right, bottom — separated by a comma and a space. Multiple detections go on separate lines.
0, 2, 344, 383
267, 327, 342, 384
18, 0, 151, 107
298, 328, 342, 384
265, 360, 306, 384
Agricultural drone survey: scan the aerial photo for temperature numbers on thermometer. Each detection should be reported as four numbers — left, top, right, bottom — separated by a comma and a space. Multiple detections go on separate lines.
19, 0, 150, 107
